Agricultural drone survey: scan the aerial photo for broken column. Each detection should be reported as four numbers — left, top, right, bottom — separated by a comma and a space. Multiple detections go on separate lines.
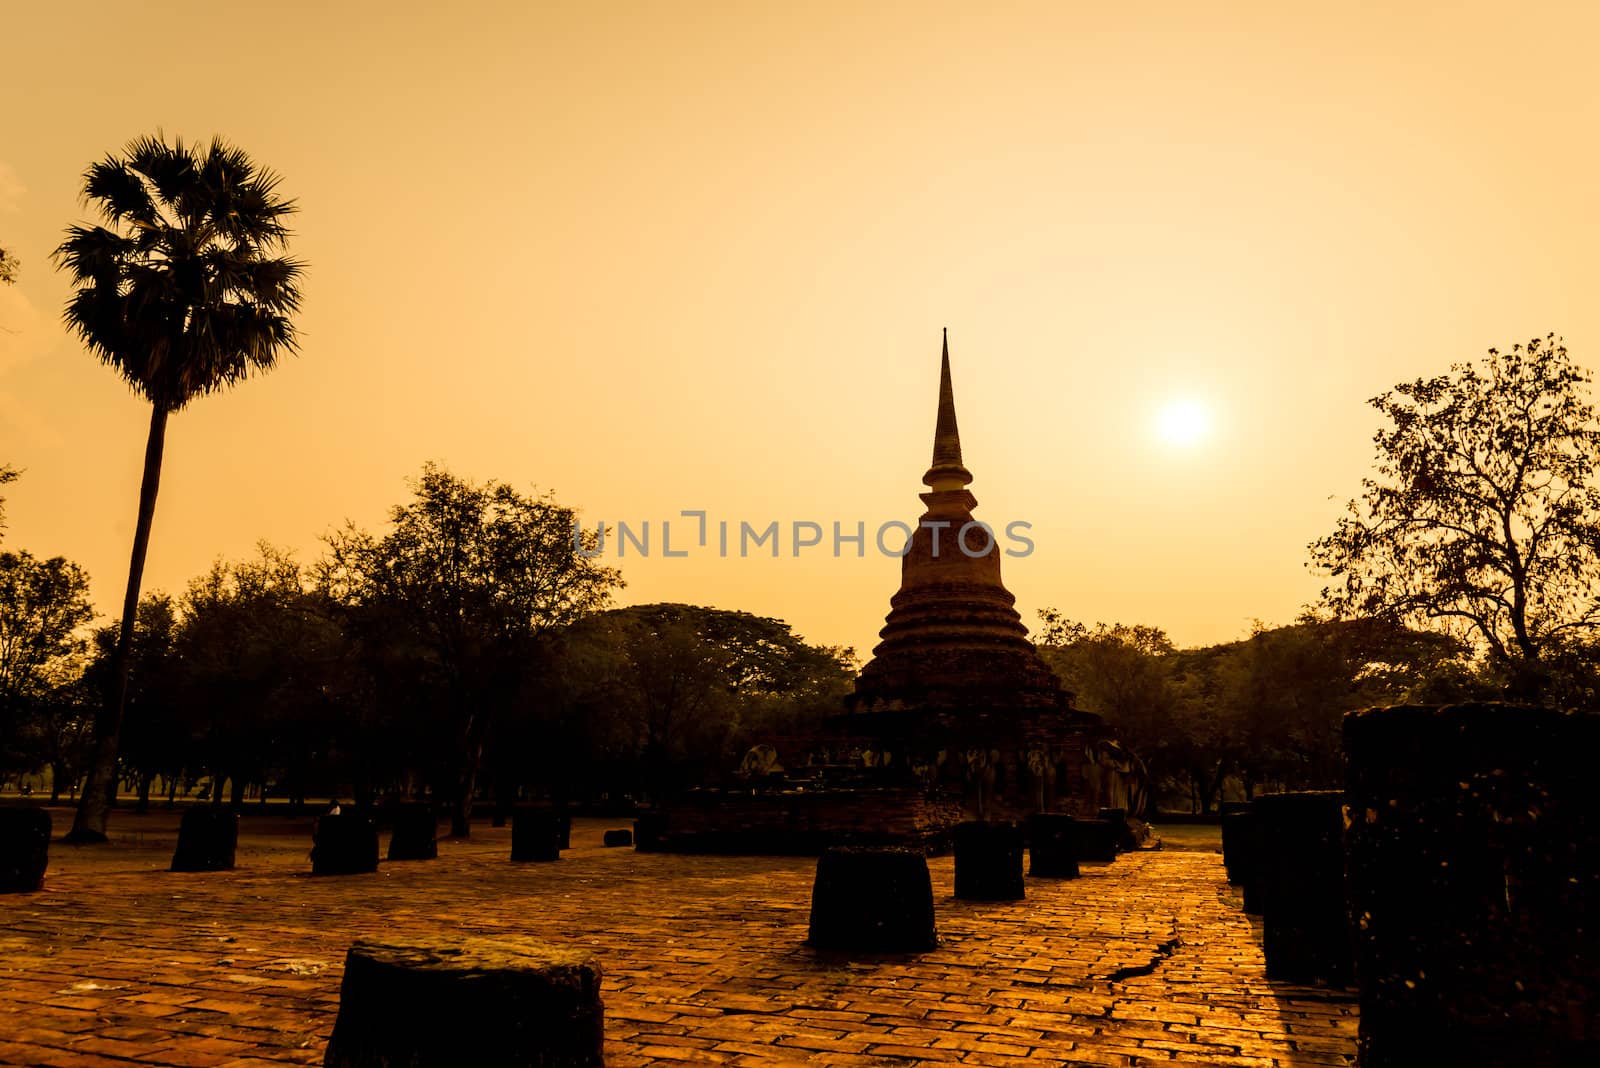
386, 802, 438, 862
1069, 816, 1119, 863
953, 820, 1025, 900
323, 936, 604, 1067
1344, 703, 1600, 1067
1253, 789, 1351, 984
511, 805, 562, 862
0, 807, 50, 893
170, 806, 238, 872
808, 846, 938, 952
312, 812, 380, 875
1026, 813, 1080, 879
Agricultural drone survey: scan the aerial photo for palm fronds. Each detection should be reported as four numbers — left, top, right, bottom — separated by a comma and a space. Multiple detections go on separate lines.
53, 133, 305, 411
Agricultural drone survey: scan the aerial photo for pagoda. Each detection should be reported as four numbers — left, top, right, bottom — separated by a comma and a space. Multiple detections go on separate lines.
850, 329, 1069, 714
829, 330, 1116, 825
652, 333, 1142, 851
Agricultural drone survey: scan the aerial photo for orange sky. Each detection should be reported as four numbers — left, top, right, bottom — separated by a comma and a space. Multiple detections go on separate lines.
3, 1, 1598, 660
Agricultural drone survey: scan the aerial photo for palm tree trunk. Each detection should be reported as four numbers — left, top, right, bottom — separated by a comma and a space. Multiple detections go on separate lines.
66, 404, 168, 843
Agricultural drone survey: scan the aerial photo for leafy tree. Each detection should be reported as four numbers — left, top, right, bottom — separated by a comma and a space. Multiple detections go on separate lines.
89, 594, 185, 810
565, 611, 736, 799
1214, 616, 1466, 793
0, 551, 94, 768
537, 603, 854, 801
604, 604, 852, 710
1161, 645, 1239, 814
54, 134, 304, 840
174, 545, 357, 808
0, 244, 16, 285
1311, 335, 1600, 699
27, 654, 96, 802
1035, 610, 1467, 810
1035, 612, 1174, 724
322, 463, 621, 835
1035, 614, 1226, 811
0, 465, 17, 538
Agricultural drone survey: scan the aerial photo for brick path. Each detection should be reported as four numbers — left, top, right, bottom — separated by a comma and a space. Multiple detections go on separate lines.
0, 811, 1356, 1066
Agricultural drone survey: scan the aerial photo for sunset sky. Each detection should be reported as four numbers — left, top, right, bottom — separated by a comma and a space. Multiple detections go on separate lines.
2, 1, 1597, 661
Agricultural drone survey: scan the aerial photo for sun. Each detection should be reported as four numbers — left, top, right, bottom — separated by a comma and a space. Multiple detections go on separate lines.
1154, 398, 1212, 448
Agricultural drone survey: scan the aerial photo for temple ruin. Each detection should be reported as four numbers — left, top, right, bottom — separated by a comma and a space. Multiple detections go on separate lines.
655, 332, 1144, 851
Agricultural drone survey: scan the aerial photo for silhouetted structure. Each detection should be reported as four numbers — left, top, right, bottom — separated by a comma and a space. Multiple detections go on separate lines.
653, 334, 1145, 851
170, 807, 238, 872
850, 334, 1068, 714
807, 847, 939, 952
324, 937, 604, 1067
1344, 703, 1600, 1067
311, 812, 379, 875
952, 820, 1026, 900
386, 803, 438, 861
511, 805, 563, 862
0, 808, 50, 893
1253, 790, 1351, 984
1026, 813, 1080, 879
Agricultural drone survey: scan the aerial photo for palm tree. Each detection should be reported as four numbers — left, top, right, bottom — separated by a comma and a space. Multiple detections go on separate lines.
54, 134, 304, 841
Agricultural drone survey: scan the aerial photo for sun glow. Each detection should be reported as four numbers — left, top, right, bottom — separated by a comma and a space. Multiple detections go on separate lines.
1154, 398, 1213, 448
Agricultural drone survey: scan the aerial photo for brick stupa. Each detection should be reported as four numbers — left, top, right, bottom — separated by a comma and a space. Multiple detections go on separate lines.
850, 329, 1069, 714
652, 333, 1139, 851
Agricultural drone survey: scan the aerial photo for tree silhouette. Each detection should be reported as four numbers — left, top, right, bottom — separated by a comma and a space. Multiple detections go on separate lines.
0, 466, 17, 538
550, 603, 855, 800
0, 550, 94, 770
1310, 335, 1600, 699
323, 464, 621, 836
54, 134, 304, 840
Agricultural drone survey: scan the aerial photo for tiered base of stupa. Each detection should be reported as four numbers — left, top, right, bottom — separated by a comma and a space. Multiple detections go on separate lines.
644, 701, 1136, 855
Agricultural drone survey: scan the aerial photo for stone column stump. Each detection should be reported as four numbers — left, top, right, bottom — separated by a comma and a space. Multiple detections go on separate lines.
1026, 813, 1080, 879
1069, 817, 1119, 863
171, 807, 238, 872
512, 806, 562, 862
633, 812, 667, 853
313, 813, 380, 875
1221, 805, 1254, 885
1254, 790, 1352, 984
0, 807, 50, 893
953, 820, 1025, 900
1098, 807, 1138, 852
602, 829, 632, 847
323, 936, 604, 1068
1344, 703, 1600, 1068
808, 846, 938, 952
387, 803, 438, 861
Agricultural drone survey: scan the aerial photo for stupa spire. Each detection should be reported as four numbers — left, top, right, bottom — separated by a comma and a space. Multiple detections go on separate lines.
924, 328, 974, 490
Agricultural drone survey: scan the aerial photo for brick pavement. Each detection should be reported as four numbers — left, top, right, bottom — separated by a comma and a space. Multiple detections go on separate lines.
0, 811, 1356, 1066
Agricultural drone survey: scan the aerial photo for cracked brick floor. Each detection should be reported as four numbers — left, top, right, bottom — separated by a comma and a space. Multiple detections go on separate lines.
0, 810, 1356, 1066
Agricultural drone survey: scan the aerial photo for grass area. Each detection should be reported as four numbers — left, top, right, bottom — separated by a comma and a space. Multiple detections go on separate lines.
1149, 821, 1222, 852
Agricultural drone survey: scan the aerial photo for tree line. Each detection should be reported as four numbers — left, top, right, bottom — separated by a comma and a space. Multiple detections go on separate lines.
0, 463, 855, 833
1034, 613, 1470, 812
